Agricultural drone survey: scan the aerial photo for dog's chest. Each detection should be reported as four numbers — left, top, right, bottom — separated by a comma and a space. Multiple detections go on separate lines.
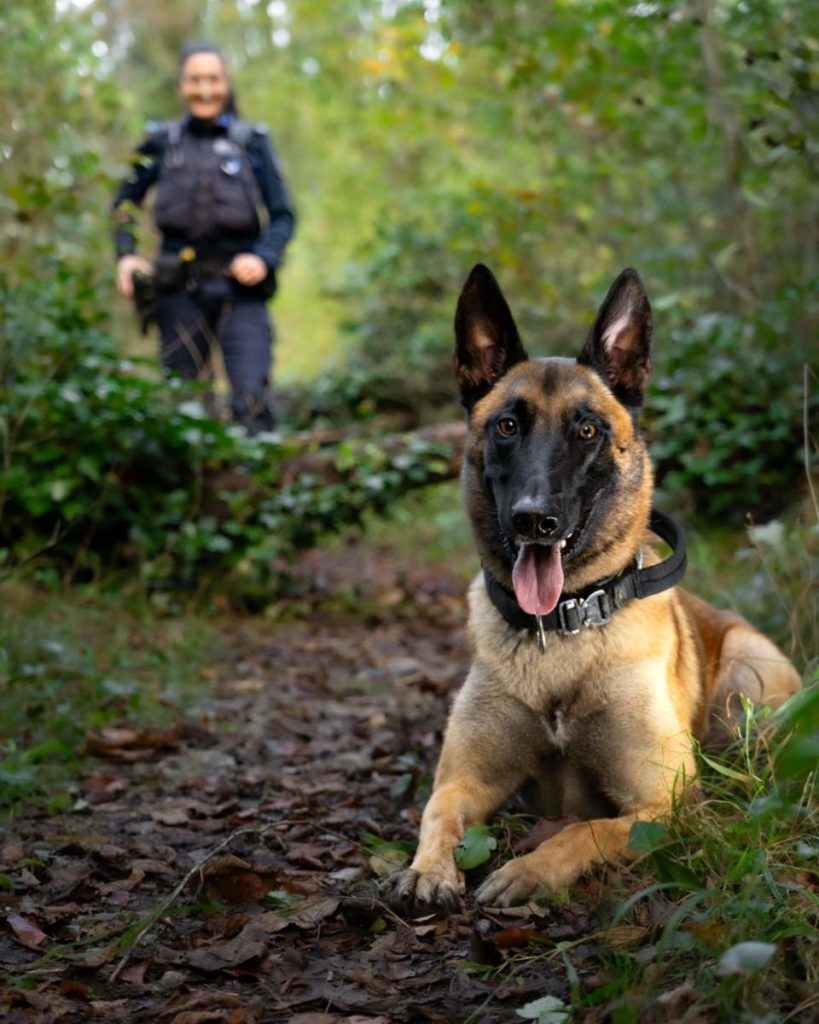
538, 692, 582, 751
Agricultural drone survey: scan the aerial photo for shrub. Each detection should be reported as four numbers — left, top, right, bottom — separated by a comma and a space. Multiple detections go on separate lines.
0, 268, 451, 597
649, 293, 815, 522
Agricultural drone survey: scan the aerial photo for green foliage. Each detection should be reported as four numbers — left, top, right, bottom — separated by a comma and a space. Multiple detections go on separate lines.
0, 3, 121, 287
683, 514, 817, 669
599, 692, 819, 1019
649, 293, 816, 521
455, 824, 498, 871
363, 834, 413, 877
278, 0, 816, 521
0, 269, 451, 595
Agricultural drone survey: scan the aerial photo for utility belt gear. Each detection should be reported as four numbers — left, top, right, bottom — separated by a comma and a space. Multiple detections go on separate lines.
153, 249, 277, 300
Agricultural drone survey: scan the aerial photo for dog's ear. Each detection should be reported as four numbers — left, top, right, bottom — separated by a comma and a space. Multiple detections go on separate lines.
578, 268, 652, 407
454, 264, 528, 407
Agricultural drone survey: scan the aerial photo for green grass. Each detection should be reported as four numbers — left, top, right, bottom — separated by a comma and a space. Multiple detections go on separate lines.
0, 581, 226, 815
474, 688, 819, 1022
599, 694, 818, 1021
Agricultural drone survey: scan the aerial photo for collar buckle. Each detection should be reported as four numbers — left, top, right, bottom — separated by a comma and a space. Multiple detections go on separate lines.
557, 588, 612, 636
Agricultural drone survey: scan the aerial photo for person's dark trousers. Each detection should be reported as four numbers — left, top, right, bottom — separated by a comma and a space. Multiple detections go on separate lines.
155, 280, 275, 435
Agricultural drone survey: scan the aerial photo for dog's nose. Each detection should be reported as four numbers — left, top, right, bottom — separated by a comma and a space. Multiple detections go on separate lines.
511, 508, 561, 541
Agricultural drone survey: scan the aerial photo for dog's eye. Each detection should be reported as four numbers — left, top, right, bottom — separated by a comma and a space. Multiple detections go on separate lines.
578, 422, 598, 441
497, 418, 518, 437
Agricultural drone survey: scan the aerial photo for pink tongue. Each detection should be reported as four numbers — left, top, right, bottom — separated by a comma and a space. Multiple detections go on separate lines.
512, 544, 565, 616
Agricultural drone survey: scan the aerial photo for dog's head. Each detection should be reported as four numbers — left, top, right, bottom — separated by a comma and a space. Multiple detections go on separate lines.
455, 264, 654, 608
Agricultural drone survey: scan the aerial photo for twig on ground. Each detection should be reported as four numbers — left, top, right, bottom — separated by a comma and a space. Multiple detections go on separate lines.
109, 819, 294, 982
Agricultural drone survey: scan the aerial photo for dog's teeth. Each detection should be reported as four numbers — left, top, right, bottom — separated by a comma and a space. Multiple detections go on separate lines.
559, 540, 567, 550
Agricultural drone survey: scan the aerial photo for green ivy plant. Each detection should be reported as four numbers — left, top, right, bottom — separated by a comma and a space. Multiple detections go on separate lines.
0, 269, 452, 599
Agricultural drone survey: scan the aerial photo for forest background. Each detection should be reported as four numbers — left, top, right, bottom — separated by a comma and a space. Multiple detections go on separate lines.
1, 0, 818, 570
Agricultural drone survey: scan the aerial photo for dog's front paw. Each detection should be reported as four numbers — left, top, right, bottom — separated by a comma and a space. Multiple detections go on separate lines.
475, 858, 555, 907
385, 866, 463, 914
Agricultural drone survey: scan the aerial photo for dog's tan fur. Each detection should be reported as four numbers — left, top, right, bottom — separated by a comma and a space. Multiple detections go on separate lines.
392, 271, 801, 910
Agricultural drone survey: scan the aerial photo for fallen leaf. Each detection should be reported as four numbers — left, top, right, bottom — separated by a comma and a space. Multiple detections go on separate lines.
205, 871, 271, 904
7, 912, 47, 948
490, 926, 548, 949
0, 842, 25, 864
201, 854, 278, 904
99, 868, 146, 894
598, 924, 650, 950
184, 926, 268, 973
164, 989, 246, 1024
118, 961, 149, 985
130, 858, 176, 877
85, 725, 188, 761
292, 896, 340, 928
60, 979, 90, 1001
171, 1012, 248, 1024
514, 816, 581, 853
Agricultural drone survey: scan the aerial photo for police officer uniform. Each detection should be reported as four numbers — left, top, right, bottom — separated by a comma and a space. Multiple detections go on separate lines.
112, 112, 295, 434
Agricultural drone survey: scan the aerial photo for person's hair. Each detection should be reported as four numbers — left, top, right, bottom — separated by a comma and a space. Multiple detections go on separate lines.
178, 41, 239, 117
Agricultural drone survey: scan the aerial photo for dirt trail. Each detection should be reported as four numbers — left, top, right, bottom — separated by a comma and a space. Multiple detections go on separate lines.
1, 549, 606, 1023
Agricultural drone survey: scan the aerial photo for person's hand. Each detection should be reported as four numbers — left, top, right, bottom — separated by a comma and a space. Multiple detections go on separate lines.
229, 253, 268, 287
116, 255, 153, 298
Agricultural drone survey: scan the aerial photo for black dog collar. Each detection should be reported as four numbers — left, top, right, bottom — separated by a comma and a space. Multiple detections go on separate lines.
483, 508, 687, 641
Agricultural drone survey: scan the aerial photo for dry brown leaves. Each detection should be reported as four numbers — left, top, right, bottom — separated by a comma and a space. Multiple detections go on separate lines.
0, 551, 610, 1022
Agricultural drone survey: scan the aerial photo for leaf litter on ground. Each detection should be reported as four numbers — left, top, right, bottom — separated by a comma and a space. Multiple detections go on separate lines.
0, 544, 716, 1021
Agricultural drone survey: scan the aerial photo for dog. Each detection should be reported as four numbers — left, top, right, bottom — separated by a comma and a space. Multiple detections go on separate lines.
390, 264, 801, 910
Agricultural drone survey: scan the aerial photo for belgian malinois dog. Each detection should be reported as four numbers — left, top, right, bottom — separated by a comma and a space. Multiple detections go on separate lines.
390, 264, 801, 910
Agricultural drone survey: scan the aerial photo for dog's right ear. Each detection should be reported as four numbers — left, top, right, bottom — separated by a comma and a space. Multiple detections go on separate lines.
454, 264, 528, 408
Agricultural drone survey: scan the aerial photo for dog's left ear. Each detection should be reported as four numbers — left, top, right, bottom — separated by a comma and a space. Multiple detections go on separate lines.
578, 268, 653, 407
454, 264, 528, 407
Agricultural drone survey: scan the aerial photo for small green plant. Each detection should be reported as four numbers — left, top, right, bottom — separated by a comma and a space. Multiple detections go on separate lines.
455, 824, 498, 871
362, 833, 414, 877
263, 890, 306, 912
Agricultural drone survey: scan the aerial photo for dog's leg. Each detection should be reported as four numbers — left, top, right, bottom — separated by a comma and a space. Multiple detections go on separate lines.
390, 687, 543, 911
476, 718, 696, 907
474, 804, 663, 906
702, 622, 801, 750
391, 776, 514, 911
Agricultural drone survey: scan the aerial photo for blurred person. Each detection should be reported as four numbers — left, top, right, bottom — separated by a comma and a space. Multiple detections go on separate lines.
112, 42, 295, 434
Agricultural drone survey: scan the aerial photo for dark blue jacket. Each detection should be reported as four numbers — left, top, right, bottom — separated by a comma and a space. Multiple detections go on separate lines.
112, 113, 295, 271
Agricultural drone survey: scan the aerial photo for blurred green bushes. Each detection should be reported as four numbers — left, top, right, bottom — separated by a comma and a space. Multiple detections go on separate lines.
649, 291, 816, 522
0, 0, 816, 581
0, 271, 450, 598
290, 204, 815, 523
